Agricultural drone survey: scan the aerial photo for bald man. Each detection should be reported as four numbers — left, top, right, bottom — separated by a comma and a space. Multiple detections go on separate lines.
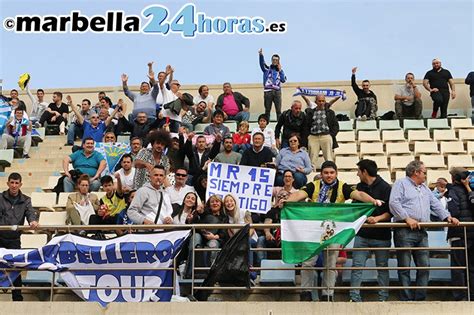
423, 58, 456, 119
303, 94, 339, 163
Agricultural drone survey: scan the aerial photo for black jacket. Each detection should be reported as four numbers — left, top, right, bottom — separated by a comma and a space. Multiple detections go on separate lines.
216, 92, 250, 112
447, 184, 474, 240
0, 190, 37, 239
305, 107, 340, 149
184, 139, 221, 176
117, 117, 161, 142
355, 176, 392, 240
275, 109, 308, 147
240, 146, 273, 167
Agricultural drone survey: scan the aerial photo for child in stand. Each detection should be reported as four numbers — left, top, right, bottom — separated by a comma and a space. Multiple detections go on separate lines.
431, 177, 448, 222
250, 114, 278, 156
232, 120, 251, 154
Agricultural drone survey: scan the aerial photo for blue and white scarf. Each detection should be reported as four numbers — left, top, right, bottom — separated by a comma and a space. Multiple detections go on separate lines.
318, 180, 338, 203
293, 88, 346, 100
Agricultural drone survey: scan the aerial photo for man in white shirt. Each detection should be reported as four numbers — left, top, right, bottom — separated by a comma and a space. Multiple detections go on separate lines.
394, 72, 423, 120
164, 167, 195, 205
114, 153, 136, 193
194, 85, 215, 109
25, 85, 48, 127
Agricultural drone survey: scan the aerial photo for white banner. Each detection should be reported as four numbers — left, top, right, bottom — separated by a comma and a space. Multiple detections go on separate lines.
0, 231, 190, 306
206, 162, 276, 214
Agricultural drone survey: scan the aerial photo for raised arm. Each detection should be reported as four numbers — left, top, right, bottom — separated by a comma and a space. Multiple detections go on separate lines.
351, 67, 362, 95
121, 74, 135, 101
166, 65, 174, 84
25, 85, 36, 116
104, 105, 120, 127
258, 48, 268, 72
66, 95, 84, 125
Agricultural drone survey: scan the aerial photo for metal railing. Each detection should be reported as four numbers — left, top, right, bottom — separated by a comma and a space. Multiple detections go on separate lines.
0, 222, 471, 302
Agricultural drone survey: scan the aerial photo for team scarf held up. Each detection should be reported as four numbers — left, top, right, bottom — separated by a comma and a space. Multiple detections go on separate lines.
293, 87, 346, 100
280, 202, 375, 264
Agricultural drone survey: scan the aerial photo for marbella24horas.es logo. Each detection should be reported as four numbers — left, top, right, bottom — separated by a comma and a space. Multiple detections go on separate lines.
3, 3, 287, 37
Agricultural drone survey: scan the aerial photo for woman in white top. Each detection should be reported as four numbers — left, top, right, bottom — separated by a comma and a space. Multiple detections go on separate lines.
171, 192, 198, 225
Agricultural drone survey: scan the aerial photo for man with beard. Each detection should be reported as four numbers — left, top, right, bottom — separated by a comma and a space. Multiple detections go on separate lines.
423, 58, 456, 118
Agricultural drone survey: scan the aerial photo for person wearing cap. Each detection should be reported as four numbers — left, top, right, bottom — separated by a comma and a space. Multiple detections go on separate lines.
446, 167, 474, 301
214, 135, 241, 165
240, 132, 273, 167
203, 110, 231, 137
287, 160, 383, 302
389, 160, 459, 301
423, 58, 456, 118
216, 82, 250, 123
122, 65, 159, 119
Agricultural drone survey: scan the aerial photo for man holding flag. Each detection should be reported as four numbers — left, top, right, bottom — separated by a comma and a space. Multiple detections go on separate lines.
285, 161, 382, 301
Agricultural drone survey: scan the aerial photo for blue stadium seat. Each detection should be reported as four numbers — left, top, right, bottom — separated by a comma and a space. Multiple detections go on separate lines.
260, 259, 296, 285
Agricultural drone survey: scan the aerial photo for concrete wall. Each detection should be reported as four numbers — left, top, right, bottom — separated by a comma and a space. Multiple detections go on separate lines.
6, 79, 471, 118
2, 301, 474, 315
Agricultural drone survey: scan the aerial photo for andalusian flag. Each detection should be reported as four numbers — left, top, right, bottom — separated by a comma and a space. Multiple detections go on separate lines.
281, 202, 375, 264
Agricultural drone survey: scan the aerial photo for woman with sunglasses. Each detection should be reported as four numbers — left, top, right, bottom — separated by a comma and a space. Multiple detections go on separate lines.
275, 133, 312, 188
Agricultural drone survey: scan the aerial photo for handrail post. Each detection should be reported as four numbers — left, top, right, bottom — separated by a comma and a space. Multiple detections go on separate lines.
191, 226, 196, 297
464, 225, 470, 301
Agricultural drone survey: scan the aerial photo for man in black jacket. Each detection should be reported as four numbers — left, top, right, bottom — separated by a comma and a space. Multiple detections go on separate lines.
240, 132, 273, 167
350, 159, 392, 302
275, 100, 308, 148
215, 82, 250, 123
351, 67, 378, 120
116, 111, 160, 143
447, 167, 474, 301
0, 173, 38, 301
305, 94, 339, 164
184, 133, 221, 183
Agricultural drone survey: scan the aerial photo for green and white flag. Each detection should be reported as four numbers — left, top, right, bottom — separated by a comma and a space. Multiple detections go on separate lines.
281, 202, 375, 264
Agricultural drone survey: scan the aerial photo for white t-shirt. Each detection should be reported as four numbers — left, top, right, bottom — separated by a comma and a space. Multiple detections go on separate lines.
395, 84, 417, 106
165, 185, 196, 205
251, 126, 276, 148
114, 168, 136, 190
193, 94, 215, 106
159, 87, 181, 122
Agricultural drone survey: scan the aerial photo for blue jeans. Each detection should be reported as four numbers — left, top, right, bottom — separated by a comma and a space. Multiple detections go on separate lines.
233, 143, 251, 154
275, 171, 307, 189
250, 235, 266, 267
67, 123, 83, 145
63, 176, 101, 193
394, 228, 429, 301
228, 111, 250, 123
193, 232, 220, 266
349, 236, 391, 302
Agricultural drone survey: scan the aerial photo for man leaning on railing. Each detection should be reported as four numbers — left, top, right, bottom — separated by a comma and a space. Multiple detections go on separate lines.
389, 160, 459, 302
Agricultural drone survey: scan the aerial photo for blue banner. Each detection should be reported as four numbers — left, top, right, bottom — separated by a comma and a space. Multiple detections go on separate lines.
0, 231, 190, 306
0, 96, 12, 134
95, 142, 131, 175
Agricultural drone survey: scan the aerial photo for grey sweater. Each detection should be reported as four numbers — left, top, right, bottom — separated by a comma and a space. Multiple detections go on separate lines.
127, 182, 172, 224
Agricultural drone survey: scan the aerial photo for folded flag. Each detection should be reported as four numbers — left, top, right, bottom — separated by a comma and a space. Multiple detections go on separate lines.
281, 202, 375, 264
293, 87, 346, 100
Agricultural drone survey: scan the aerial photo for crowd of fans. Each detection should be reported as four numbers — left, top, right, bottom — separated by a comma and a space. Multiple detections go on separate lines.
0, 52, 473, 302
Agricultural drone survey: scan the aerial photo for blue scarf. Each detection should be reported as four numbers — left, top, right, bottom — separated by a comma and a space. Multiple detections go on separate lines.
293, 88, 346, 100
317, 180, 338, 203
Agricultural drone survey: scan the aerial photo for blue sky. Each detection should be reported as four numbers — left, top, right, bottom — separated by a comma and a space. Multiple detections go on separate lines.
1, 0, 472, 89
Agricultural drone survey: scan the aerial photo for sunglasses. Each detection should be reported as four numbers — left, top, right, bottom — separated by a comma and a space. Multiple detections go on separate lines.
289, 139, 298, 143
175, 173, 187, 177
